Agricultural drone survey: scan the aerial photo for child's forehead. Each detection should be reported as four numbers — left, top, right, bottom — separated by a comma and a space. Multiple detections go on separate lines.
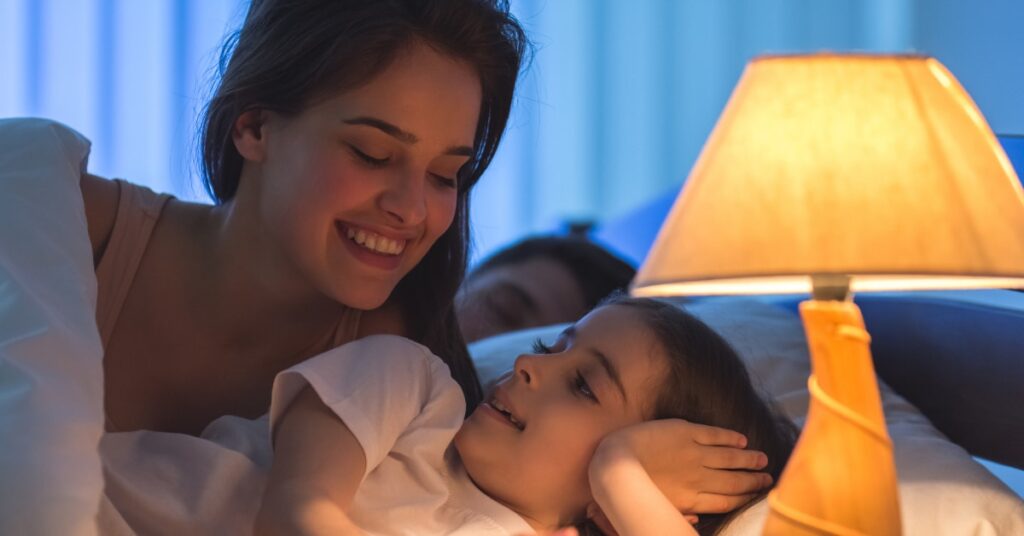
574, 306, 669, 383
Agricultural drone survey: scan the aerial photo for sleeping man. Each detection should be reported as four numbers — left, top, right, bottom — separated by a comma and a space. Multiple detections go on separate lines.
101, 296, 795, 535
457, 235, 636, 343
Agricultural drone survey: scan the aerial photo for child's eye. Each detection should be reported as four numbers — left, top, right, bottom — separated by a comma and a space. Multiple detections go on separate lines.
349, 144, 390, 167
572, 371, 598, 403
531, 338, 552, 354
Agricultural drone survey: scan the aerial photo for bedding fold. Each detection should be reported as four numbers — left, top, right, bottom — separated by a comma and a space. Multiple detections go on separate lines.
0, 118, 106, 536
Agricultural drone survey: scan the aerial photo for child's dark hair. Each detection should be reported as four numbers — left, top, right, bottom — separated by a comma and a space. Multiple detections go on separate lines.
200, 0, 530, 412
578, 295, 798, 536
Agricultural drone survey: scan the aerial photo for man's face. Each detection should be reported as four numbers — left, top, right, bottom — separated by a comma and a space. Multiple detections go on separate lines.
457, 258, 588, 342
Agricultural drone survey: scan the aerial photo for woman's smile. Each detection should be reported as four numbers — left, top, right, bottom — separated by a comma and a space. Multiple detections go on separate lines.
335, 221, 407, 271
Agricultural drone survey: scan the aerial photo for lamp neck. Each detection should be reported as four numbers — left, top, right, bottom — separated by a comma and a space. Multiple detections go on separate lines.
811, 274, 852, 301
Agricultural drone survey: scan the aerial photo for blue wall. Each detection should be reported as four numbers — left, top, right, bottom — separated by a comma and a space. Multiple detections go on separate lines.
1, 0, 1021, 261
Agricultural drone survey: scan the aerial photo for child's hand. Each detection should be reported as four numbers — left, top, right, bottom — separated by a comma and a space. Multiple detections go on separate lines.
591, 419, 772, 515
517, 528, 579, 536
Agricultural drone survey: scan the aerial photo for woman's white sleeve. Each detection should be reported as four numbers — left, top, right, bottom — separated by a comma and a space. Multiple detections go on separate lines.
0, 119, 106, 535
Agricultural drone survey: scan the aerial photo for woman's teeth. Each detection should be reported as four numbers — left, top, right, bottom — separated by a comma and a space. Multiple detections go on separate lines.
346, 227, 406, 255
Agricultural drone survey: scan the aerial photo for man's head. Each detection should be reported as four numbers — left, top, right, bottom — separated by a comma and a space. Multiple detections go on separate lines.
457, 236, 635, 342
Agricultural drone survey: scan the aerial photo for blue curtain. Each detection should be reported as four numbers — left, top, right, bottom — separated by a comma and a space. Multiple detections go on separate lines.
2, 0, 1021, 262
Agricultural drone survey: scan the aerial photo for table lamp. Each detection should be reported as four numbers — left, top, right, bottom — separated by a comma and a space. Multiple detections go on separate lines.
631, 54, 1024, 535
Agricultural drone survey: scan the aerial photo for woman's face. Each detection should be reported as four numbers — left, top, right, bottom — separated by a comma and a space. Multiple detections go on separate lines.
453, 305, 668, 528
243, 41, 481, 310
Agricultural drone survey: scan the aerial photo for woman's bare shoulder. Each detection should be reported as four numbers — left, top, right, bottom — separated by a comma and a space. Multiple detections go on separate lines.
80, 173, 119, 266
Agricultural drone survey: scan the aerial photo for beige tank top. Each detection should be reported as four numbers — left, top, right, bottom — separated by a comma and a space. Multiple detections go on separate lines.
94, 179, 361, 348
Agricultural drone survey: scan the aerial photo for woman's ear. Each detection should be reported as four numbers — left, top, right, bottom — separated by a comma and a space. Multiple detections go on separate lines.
232, 109, 267, 162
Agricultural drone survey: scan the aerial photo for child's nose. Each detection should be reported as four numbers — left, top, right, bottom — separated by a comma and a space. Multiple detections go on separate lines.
512, 353, 539, 387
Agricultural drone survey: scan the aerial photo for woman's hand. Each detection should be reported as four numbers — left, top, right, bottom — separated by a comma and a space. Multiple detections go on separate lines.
586, 419, 772, 535
516, 528, 579, 536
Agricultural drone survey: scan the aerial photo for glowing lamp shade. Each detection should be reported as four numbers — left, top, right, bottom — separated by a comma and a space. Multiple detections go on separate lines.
633, 55, 1024, 297
632, 54, 1024, 536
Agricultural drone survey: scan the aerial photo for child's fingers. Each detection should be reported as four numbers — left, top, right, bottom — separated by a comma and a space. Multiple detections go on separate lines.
684, 514, 699, 525
684, 421, 748, 447
517, 529, 578, 536
700, 445, 768, 470
697, 467, 773, 495
691, 492, 759, 514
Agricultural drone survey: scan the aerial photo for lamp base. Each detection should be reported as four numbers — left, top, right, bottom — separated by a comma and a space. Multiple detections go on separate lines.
763, 299, 901, 536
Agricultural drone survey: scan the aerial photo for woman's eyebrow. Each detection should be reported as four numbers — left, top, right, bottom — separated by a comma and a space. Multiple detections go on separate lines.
343, 116, 474, 156
344, 116, 417, 143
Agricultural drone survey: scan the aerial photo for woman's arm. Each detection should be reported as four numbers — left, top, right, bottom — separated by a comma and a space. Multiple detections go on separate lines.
256, 386, 367, 536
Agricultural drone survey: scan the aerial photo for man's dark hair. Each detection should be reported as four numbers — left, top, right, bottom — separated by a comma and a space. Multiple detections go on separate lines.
469, 236, 636, 311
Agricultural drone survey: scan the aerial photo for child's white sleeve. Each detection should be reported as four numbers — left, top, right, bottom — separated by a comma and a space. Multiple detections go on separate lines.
269, 335, 463, 478
0, 119, 106, 535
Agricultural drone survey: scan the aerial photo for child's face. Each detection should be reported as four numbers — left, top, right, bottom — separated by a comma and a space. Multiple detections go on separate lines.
239, 40, 480, 310
454, 305, 668, 528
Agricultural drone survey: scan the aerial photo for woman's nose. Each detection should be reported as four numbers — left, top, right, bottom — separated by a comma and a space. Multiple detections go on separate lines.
378, 168, 427, 226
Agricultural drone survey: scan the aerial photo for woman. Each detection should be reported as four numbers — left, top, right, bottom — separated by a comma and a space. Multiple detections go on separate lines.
1, 0, 525, 532
88, 0, 531, 435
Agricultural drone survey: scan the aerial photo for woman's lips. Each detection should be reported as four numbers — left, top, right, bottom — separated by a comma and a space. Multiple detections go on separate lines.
336, 221, 403, 271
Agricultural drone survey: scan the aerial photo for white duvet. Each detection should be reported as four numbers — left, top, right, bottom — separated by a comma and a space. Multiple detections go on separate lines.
0, 118, 106, 536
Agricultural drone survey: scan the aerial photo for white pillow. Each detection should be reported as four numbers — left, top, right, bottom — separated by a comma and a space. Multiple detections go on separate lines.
469, 297, 1024, 535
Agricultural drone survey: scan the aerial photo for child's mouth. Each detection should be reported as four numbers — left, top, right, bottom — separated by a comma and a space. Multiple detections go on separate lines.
483, 400, 525, 431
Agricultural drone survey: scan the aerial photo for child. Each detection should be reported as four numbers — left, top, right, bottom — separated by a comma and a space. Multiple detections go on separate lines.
254, 296, 797, 535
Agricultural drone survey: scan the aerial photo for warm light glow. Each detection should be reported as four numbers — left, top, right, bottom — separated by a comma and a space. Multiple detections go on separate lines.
631, 54, 1024, 536
632, 276, 1024, 297
632, 54, 1024, 297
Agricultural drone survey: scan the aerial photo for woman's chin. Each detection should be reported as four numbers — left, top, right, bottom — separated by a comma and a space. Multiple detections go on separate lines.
333, 288, 391, 311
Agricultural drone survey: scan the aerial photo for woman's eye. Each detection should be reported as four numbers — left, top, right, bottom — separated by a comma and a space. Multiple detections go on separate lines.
572, 371, 598, 403
348, 145, 389, 167
430, 173, 457, 189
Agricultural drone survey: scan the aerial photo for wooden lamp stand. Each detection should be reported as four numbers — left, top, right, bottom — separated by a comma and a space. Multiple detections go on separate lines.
763, 278, 901, 536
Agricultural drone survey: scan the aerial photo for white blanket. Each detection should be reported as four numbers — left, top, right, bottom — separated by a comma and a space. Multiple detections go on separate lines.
0, 118, 106, 535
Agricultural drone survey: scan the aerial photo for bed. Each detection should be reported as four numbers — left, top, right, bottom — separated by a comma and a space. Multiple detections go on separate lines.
1, 119, 1021, 534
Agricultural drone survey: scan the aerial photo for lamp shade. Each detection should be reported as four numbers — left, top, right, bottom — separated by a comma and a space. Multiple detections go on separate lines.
633, 54, 1024, 296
